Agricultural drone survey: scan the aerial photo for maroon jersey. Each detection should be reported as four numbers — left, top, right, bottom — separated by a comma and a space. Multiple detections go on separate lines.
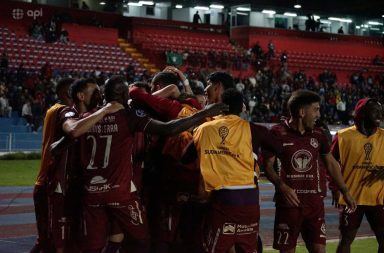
49, 106, 79, 194
79, 107, 151, 204
270, 121, 330, 206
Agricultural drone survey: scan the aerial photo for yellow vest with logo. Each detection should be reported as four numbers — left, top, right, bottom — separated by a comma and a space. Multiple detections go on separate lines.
193, 115, 255, 192
338, 126, 384, 205
162, 104, 198, 160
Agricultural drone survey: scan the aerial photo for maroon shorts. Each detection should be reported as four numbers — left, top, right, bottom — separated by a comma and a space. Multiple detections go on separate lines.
273, 204, 326, 251
48, 192, 68, 248
339, 205, 384, 233
203, 189, 260, 253
81, 197, 149, 251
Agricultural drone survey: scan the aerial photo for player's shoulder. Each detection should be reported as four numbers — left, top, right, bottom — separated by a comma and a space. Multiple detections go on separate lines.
270, 122, 286, 133
126, 106, 148, 118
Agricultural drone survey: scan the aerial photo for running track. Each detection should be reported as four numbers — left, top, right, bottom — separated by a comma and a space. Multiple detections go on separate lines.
0, 183, 374, 253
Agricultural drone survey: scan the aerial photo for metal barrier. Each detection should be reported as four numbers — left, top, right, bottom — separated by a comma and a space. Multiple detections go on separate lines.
0, 132, 42, 152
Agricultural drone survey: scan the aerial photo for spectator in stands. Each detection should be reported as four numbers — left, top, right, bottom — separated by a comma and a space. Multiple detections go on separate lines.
267, 40, 275, 60
305, 14, 316, 32
193, 11, 202, 24
31, 93, 44, 132
0, 93, 12, 118
280, 51, 288, 64
338, 26, 344, 34
373, 55, 383, 65
81, 1, 90, 10
30, 21, 44, 41
59, 28, 69, 44
0, 52, 8, 70
22, 99, 33, 126
251, 41, 264, 59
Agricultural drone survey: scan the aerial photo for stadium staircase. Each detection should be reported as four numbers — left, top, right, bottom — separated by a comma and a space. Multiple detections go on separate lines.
130, 26, 237, 69
0, 25, 147, 74
117, 38, 160, 73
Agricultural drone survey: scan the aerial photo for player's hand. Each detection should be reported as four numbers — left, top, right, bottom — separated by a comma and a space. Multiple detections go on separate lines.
331, 190, 340, 208
279, 183, 300, 207
163, 66, 186, 82
203, 103, 229, 117
342, 192, 356, 213
103, 102, 125, 114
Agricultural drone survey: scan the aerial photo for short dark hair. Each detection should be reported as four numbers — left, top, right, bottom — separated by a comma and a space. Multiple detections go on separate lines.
131, 81, 151, 93
70, 78, 96, 102
152, 72, 180, 88
288, 89, 320, 117
104, 75, 127, 102
56, 78, 74, 99
221, 88, 243, 115
207, 72, 234, 90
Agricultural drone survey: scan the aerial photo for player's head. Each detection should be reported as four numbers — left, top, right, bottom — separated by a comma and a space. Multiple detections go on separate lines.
151, 72, 180, 93
354, 98, 382, 129
288, 89, 321, 130
191, 84, 207, 108
104, 75, 129, 106
205, 72, 234, 104
131, 81, 151, 93
70, 78, 100, 111
56, 78, 74, 106
221, 88, 244, 115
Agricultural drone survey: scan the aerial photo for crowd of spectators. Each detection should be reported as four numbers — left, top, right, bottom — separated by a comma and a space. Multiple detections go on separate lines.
1, 33, 383, 132
0, 56, 149, 132
29, 16, 69, 44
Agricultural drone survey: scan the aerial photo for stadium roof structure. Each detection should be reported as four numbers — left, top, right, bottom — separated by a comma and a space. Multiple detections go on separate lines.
168, 0, 384, 18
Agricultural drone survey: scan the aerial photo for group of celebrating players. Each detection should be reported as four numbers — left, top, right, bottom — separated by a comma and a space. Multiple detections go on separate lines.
30, 67, 383, 253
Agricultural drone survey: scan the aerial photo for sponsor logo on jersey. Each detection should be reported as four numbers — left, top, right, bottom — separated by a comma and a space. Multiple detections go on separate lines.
291, 149, 313, 172
86, 184, 111, 192
90, 175, 107, 184
135, 109, 146, 118
283, 143, 294, 146
222, 223, 236, 234
64, 111, 75, 118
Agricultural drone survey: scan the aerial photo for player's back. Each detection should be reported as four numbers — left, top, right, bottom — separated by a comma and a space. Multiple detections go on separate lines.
80, 108, 135, 204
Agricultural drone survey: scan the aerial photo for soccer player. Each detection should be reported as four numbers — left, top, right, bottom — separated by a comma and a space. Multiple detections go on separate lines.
31, 78, 74, 253
263, 90, 356, 253
78, 76, 227, 253
182, 88, 282, 253
47, 78, 123, 253
204, 72, 234, 105
331, 98, 384, 253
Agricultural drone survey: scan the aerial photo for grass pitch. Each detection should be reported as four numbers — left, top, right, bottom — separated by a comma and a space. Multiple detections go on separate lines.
264, 237, 378, 253
0, 160, 40, 186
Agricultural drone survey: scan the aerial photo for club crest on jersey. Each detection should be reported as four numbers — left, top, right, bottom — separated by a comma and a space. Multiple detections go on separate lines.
310, 138, 319, 148
135, 109, 146, 118
291, 149, 313, 172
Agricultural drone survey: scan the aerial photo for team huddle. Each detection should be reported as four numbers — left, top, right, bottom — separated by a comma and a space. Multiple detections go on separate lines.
30, 68, 383, 253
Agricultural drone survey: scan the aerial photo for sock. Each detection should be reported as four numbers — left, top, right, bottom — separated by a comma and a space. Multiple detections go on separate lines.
102, 241, 121, 253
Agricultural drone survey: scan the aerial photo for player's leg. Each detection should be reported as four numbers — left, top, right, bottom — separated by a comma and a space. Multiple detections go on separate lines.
112, 197, 150, 253
365, 205, 384, 253
336, 205, 364, 253
81, 204, 109, 253
273, 207, 302, 253
301, 203, 326, 253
